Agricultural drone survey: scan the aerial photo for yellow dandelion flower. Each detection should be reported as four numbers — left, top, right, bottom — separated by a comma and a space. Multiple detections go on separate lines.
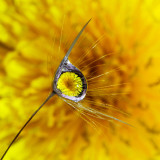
1, 0, 160, 160
57, 72, 83, 97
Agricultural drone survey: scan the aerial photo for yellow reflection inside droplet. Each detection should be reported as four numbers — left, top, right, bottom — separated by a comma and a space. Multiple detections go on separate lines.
57, 72, 83, 97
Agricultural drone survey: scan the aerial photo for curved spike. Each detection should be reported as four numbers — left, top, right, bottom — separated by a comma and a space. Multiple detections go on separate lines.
63, 18, 91, 62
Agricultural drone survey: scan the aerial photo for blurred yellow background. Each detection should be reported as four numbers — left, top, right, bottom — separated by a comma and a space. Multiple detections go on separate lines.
0, 0, 160, 160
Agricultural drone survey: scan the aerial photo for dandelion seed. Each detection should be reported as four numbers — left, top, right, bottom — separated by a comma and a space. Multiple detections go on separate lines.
1, 18, 130, 160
